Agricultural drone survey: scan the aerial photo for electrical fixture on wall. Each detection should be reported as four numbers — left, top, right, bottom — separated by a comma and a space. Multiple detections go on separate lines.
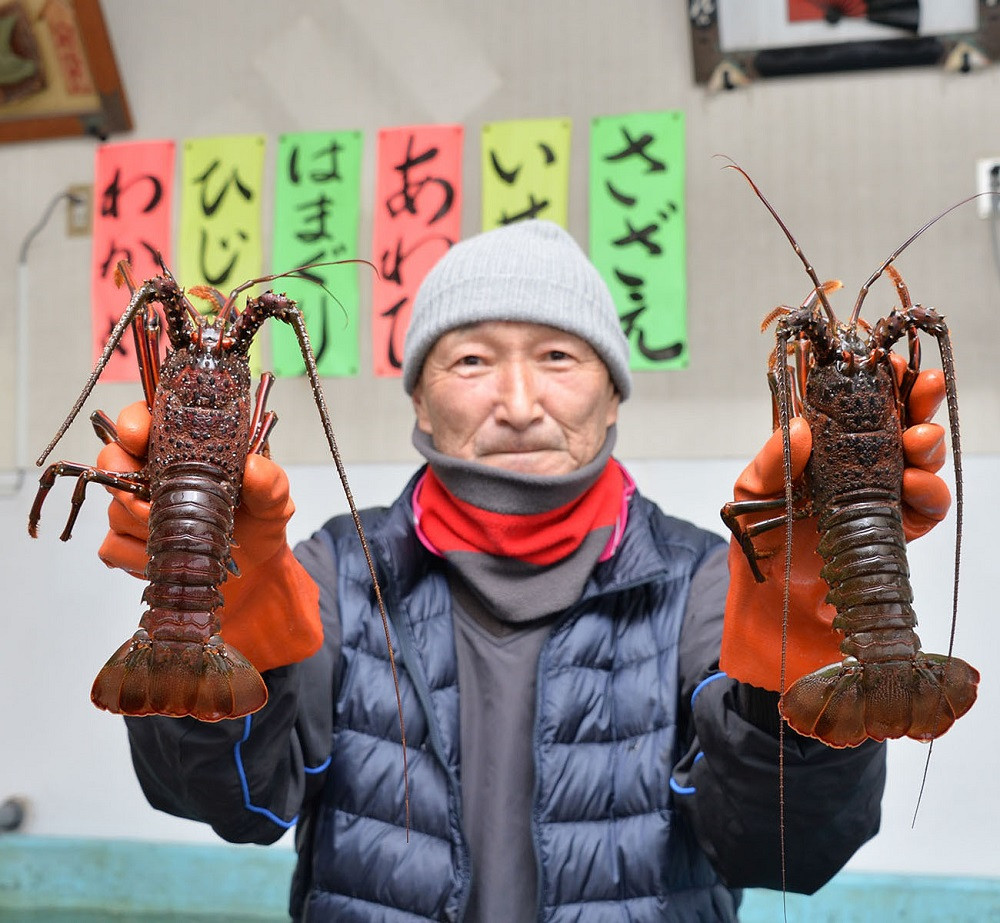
975, 157, 1000, 218
65, 184, 93, 236
975, 156, 1000, 288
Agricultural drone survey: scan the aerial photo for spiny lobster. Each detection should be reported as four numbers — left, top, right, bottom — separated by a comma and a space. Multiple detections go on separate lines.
29, 260, 404, 740
720, 165, 980, 749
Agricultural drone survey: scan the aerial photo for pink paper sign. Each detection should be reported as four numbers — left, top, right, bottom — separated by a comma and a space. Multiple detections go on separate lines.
90, 140, 175, 382
371, 124, 463, 377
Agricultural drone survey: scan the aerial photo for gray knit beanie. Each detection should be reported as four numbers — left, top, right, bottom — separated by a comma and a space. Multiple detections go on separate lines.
402, 220, 631, 400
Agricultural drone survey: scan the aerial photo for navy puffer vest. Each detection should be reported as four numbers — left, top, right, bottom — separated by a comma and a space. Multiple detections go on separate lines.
298, 473, 738, 922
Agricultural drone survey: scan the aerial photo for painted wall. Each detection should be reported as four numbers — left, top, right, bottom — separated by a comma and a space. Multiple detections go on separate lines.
0, 0, 997, 889
3, 454, 998, 881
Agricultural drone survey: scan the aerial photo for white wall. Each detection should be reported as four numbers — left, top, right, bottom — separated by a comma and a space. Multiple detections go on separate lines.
3, 454, 998, 879
0, 0, 998, 883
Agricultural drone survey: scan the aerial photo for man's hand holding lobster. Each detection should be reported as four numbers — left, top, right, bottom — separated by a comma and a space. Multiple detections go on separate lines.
721, 355, 952, 693
96, 401, 322, 673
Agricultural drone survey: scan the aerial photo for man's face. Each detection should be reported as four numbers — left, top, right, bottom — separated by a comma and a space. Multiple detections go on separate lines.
412, 321, 620, 476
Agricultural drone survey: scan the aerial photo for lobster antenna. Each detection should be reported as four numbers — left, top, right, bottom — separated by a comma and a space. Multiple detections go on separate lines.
221, 258, 379, 323
36, 285, 159, 467
720, 157, 836, 323
774, 325, 794, 909
282, 306, 410, 839
850, 192, 988, 325
912, 328, 965, 827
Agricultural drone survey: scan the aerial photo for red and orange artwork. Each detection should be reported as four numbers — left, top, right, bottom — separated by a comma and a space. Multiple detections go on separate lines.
787, 1, 870, 24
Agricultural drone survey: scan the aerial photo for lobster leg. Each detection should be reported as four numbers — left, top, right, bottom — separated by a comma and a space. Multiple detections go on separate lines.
29, 463, 148, 541
132, 306, 162, 412
247, 372, 277, 456
221, 373, 279, 579
90, 410, 119, 445
720, 497, 812, 583
116, 259, 163, 411
248, 413, 278, 457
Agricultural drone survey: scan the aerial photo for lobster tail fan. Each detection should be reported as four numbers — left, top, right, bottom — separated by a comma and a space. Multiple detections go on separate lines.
778, 663, 867, 745
866, 0, 920, 33
904, 655, 980, 740
91, 634, 268, 722
779, 653, 979, 748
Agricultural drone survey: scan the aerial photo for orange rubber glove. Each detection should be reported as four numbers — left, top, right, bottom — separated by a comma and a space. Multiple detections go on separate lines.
720, 357, 951, 693
96, 401, 322, 673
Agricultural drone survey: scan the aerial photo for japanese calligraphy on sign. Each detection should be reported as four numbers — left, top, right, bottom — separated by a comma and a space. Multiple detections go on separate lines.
589, 111, 687, 370
91, 140, 175, 382
371, 124, 463, 378
272, 131, 363, 377
178, 135, 265, 368
481, 118, 571, 230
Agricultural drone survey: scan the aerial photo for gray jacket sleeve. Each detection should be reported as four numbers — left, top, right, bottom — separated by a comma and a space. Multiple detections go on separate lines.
671, 544, 887, 894
122, 531, 342, 844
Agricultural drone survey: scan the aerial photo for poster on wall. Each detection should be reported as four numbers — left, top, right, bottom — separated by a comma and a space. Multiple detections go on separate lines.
481, 117, 571, 230
690, 0, 990, 87
589, 110, 686, 371
371, 124, 464, 378
177, 134, 265, 371
90, 139, 175, 383
271, 130, 363, 378
0, 0, 131, 142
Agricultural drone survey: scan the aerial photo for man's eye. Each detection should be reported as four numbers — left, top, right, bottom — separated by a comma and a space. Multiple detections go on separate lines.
547, 350, 570, 362
458, 355, 482, 366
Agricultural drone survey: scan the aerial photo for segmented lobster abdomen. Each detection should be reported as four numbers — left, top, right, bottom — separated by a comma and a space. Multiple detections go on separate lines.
142, 462, 236, 639
818, 500, 920, 661
90, 462, 267, 721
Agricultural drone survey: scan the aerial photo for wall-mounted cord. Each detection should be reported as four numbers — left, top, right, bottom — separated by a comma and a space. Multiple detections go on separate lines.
2, 189, 85, 495
18, 188, 83, 264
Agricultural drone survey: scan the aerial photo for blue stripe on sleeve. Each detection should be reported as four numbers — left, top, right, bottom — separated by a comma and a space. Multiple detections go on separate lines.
671, 672, 728, 798
304, 755, 332, 775
232, 715, 332, 828
690, 670, 728, 707
669, 753, 704, 796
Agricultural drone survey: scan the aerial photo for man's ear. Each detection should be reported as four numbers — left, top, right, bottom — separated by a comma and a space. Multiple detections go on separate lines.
605, 382, 621, 429
411, 381, 432, 434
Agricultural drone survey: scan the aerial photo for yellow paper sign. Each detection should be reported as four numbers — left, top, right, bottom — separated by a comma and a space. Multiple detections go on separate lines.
481, 118, 571, 230
178, 134, 266, 371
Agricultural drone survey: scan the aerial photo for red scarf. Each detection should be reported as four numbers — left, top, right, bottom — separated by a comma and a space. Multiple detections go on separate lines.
412, 460, 633, 566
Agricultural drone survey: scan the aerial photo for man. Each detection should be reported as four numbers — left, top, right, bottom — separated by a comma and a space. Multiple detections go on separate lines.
97, 220, 950, 922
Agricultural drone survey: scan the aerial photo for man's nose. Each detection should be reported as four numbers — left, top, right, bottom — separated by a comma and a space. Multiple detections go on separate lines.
495, 360, 543, 428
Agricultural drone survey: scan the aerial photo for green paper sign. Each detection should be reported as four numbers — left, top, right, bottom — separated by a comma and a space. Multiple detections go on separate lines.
272, 131, 363, 377
590, 111, 687, 370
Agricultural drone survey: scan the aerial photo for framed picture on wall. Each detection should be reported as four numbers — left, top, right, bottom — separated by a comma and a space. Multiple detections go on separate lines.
0, 0, 131, 143
688, 1, 1000, 90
